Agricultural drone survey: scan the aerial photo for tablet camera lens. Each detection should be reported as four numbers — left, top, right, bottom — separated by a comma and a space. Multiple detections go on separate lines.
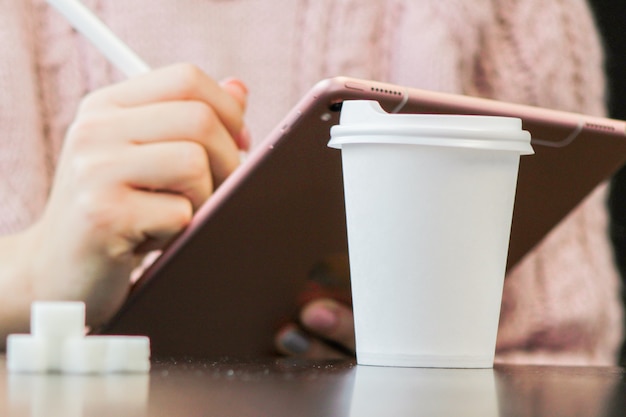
329, 101, 343, 112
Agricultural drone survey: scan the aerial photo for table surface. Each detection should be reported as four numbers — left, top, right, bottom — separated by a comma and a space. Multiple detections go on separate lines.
1, 355, 625, 417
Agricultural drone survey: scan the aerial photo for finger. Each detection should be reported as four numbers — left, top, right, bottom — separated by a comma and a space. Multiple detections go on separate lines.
219, 78, 248, 112
123, 101, 240, 183
300, 299, 356, 353
69, 101, 240, 187
118, 142, 213, 211
118, 190, 193, 254
275, 325, 352, 359
82, 63, 246, 141
77, 188, 193, 258
220, 78, 251, 150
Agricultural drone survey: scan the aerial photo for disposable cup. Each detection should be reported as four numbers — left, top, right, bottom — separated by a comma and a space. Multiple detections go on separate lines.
328, 100, 533, 368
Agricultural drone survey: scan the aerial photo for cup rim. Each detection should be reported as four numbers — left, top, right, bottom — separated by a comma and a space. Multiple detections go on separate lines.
329, 125, 533, 154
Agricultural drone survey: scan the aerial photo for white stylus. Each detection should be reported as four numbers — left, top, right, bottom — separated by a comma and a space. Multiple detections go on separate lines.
46, 0, 150, 77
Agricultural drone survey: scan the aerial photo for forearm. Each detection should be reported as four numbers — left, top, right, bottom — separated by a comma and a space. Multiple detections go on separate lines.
0, 227, 37, 349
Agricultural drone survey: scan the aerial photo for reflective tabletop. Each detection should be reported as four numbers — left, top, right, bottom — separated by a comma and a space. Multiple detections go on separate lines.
1, 356, 624, 416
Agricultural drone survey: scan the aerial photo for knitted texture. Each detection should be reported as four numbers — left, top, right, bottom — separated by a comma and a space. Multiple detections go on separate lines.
0, 0, 622, 365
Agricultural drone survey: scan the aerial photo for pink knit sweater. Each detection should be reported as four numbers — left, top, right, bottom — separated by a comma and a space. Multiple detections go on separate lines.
0, 0, 622, 365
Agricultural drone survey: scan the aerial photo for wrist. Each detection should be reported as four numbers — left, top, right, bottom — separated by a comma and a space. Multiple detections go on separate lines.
0, 225, 41, 343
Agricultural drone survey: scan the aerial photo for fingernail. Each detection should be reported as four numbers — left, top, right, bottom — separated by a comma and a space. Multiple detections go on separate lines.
305, 305, 338, 332
279, 329, 311, 354
235, 126, 251, 151
222, 77, 248, 95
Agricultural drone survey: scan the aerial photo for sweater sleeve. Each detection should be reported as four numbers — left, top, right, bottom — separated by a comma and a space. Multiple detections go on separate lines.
0, 1, 50, 234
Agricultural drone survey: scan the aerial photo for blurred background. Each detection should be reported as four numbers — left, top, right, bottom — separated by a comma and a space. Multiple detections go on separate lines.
588, 0, 626, 365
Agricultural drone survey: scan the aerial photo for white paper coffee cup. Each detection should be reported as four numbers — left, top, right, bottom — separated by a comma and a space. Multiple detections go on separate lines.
329, 100, 533, 368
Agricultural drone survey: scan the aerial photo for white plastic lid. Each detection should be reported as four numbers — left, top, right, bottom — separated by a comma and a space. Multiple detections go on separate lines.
328, 100, 534, 154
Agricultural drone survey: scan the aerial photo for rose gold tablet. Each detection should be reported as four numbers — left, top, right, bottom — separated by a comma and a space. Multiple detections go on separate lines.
96, 77, 626, 358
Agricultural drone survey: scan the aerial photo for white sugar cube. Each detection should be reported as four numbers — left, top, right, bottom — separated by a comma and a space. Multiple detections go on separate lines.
43, 336, 75, 372
7, 302, 150, 374
31, 301, 85, 339
61, 336, 150, 374
6, 335, 48, 373
62, 337, 108, 374
106, 336, 151, 373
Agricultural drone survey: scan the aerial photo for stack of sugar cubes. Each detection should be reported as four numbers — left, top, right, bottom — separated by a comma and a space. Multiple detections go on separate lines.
6, 301, 150, 373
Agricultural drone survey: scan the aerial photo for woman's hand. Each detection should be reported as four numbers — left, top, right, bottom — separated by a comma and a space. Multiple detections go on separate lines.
5, 63, 249, 333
